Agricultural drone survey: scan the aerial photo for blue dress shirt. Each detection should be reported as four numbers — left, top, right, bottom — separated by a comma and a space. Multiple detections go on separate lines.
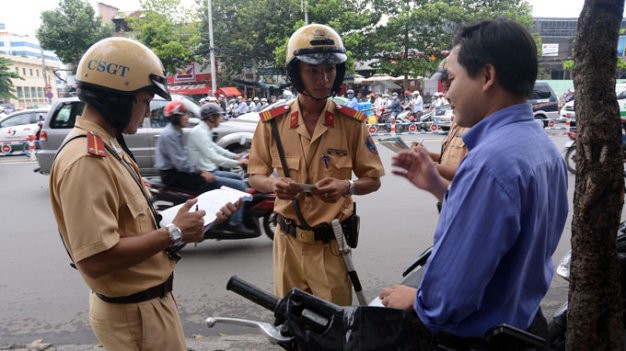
154, 123, 199, 174
414, 103, 568, 337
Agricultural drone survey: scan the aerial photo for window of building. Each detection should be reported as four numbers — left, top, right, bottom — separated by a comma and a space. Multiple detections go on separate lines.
37, 87, 44, 98
22, 68, 26, 76
36, 69, 39, 77
24, 86, 30, 98
31, 87, 37, 99
17, 87, 23, 98
29, 68, 33, 76
14, 67, 18, 75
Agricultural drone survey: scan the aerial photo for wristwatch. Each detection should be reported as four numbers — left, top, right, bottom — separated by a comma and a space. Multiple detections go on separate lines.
166, 224, 183, 245
346, 179, 356, 196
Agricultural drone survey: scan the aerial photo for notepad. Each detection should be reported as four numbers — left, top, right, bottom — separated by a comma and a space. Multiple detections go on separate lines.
158, 186, 252, 229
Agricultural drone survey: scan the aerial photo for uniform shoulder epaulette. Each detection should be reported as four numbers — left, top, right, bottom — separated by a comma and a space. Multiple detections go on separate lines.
86, 131, 106, 157
336, 105, 366, 122
259, 104, 291, 122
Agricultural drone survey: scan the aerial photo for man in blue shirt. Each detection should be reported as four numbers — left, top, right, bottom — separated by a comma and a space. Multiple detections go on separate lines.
155, 100, 216, 194
379, 19, 568, 341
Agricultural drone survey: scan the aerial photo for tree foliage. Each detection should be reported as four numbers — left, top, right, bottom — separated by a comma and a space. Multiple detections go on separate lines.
196, 0, 381, 84
0, 57, 22, 99
36, 0, 113, 69
127, 0, 202, 73
369, 0, 533, 83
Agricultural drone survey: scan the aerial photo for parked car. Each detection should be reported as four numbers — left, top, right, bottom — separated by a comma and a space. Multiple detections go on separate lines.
559, 87, 626, 131
418, 105, 453, 134
0, 108, 48, 153
528, 81, 559, 128
34, 94, 257, 176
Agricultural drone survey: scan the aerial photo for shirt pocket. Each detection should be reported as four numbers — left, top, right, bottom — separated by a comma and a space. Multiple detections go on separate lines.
328, 154, 353, 179
123, 191, 153, 236
271, 155, 301, 178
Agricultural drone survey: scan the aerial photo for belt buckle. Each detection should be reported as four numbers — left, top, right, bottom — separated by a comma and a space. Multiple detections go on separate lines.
295, 228, 316, 243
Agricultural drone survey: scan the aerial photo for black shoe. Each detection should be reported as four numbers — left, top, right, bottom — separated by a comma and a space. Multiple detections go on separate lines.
222, 223, 256, 236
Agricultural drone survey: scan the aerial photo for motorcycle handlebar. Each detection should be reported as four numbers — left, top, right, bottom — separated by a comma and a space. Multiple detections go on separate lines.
227, 275, 280, 313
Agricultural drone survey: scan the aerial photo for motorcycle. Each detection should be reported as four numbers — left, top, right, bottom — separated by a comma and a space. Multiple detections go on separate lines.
547, 222, 626, 351
564, 131, 626, 174
207, 250, 547, 350
143, 176, 277, 241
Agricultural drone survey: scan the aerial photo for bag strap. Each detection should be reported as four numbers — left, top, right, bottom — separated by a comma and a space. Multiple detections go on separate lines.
269, 119, 311, 229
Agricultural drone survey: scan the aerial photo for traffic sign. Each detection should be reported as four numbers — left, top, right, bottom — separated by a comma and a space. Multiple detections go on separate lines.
408, 124, 417, 132
1, 144, 11, 153
431, 124, 438, 131
46, 92, 53, 99
368, 125, 377, 134
549, 120, 555, 128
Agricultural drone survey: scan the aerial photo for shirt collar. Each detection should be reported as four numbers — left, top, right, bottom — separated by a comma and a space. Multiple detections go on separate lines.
75, 117, 115, 143
463, 103, 533, 151
288, 98, 337, 129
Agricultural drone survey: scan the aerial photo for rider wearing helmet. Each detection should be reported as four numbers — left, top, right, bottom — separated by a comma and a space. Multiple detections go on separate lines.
248, 24, 385, 306
49, 37, 236, 350
345, 88, 358, 110
155, 100, 216, 195
187, 103, 253, 235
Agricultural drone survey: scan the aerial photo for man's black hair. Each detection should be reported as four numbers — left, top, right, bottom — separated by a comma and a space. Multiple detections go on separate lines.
452, 18, 537, 98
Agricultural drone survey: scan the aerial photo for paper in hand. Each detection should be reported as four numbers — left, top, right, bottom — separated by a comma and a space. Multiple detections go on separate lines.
378, 136, 411, 153
158, 186, 252, 229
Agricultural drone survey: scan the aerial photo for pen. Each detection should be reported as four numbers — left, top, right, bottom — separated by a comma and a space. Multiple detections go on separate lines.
418, 138, 424, 146
195, 204, 199, 211
323, 154, 329, 169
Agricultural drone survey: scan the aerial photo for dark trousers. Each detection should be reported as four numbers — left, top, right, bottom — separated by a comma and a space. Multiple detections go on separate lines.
160, 169, 217, 195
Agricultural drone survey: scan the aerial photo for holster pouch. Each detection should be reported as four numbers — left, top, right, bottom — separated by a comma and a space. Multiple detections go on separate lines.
342, 214, 360, 249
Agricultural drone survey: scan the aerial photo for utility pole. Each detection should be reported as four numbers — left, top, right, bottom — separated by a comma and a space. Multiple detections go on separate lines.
208, 0, 217, 95
40, 47, 50, 104
302, 0, 308, 24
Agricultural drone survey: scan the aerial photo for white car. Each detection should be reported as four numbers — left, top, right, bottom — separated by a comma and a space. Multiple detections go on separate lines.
561, 89, 626, 130
0, 108, 48, 153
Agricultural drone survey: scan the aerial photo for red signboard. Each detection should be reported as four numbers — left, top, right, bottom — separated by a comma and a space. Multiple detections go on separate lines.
168, 84, 211, 95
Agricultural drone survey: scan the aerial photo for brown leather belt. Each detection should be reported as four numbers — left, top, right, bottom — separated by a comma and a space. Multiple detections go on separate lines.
95, 274, 174, 304
277, 215, 336, 243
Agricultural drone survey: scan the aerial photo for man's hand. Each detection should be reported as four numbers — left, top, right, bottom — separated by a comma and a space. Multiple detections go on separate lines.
214, 199, 243, 224
379, 285, 417, 311
238, 158, 249, 166
200, 171, 215, 183
272, 177, 300, 200
172, 199, 205, 243
313, 177, 349, 203
392, 148, 448, 200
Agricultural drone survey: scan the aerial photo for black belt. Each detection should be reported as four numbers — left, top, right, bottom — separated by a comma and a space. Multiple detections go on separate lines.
95, 274, 174, 304
277, 215, 336, 243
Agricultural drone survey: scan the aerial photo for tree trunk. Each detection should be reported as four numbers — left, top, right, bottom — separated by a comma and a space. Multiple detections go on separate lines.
567, 0, 625, 350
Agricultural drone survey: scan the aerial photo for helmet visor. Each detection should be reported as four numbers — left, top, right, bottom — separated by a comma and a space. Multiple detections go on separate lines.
150, 73, 171, 101
297, 52, 347, 65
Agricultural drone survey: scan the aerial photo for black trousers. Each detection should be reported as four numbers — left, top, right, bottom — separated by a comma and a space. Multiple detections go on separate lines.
160, 169, 217, 195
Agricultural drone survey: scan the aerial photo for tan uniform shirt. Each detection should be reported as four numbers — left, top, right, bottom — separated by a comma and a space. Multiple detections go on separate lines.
50, 118, 175, 297
440, 122, 469, 169
248, 99, 384, 225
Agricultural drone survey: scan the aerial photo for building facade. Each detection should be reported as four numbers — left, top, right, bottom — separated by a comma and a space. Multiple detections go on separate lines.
533, 17, 626, 79
0, 29, 61, 109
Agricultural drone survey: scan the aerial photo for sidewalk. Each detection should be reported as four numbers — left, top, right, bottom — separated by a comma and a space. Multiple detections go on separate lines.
1, 334, 283, 351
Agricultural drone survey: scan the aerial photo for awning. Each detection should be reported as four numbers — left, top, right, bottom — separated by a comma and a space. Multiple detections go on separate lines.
215, 87, 242, 98
168, 83, 211, 95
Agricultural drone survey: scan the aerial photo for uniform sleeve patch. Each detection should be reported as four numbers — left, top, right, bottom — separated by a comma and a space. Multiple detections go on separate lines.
337, 105, 366, 122
260, 105, 290, 122
366, 135, 378, 154
87, 132, 106, 157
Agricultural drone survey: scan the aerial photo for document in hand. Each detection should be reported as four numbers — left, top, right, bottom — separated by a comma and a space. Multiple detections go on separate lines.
378, 136, 411, 152
159, 186, 252, 229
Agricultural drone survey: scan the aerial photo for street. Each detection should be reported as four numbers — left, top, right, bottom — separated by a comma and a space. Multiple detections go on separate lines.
0, 132, 576, 347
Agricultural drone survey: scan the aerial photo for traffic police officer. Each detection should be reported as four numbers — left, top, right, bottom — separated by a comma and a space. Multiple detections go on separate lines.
49, 37, 236, 350
248, 24, 385, 306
